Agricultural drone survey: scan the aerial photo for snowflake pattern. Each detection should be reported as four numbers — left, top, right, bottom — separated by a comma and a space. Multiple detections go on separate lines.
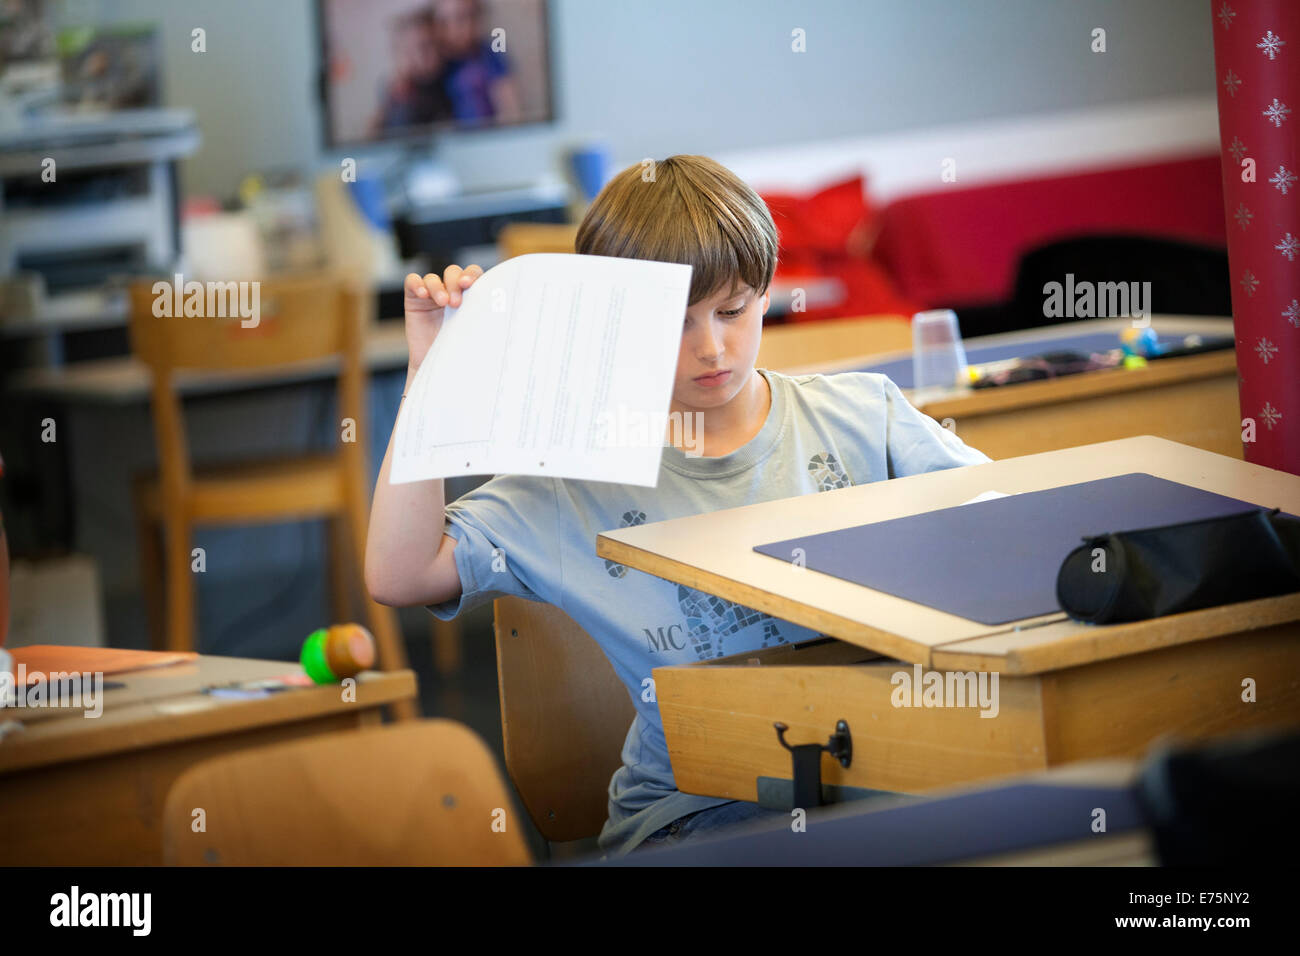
1227, 136, 1248, 164
1256, 338, 1279, 364
1283, 299, 1300, 328
1217, 2, 1236, 30
1223, 69, 1242, 97
1277, 232, 1299, 262
1263, 98, 1292, 127
1260, 402, 1282, 430
1233, 203, 1254, 230
1240, 270, 1260, 297
1279, 299, 1300, 329
1257, 30, 1286, 60
1270, 165, 1297, 195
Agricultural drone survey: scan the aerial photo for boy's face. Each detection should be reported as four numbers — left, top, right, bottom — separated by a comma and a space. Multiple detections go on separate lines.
672, 282, 769, 410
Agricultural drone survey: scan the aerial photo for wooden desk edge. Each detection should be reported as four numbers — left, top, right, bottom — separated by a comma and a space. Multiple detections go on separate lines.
600, 438, 1300, 674
784, 348, 1236, 417
596, 534, 941, 665
8, 321, 411, 404
931, 592, 1300, 674
920, 349, 1237, 419
0, 668, 418, 774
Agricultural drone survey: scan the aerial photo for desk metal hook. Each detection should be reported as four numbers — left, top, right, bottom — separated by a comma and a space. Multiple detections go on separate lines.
771, 719, 853, 810
773, 719, 853, 768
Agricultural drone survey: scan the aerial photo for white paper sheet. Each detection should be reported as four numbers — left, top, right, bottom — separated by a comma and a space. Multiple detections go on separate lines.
960, 490, 1012, 505
390, 253, 692, 487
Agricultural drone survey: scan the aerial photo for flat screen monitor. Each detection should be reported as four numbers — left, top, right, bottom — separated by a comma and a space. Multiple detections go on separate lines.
317, 0, 553, 147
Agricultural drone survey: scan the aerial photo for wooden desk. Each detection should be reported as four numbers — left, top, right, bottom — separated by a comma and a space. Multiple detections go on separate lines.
789, 316, 1241, 460
9, 315, 915, 405
0, 655, 417, 865
8, 321, 415, 405
757, 314, 912, 369
595, 437, 1300, 805
13, 313, 1229, 462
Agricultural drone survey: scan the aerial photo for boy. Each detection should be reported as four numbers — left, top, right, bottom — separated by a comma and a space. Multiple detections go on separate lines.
366, 155, 989, 855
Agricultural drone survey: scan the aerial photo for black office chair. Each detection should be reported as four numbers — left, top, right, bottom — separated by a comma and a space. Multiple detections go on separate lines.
1003, 234, 1231, 334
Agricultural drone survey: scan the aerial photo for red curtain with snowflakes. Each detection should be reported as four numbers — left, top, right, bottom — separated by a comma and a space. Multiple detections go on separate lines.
1211, 0, 1300, 474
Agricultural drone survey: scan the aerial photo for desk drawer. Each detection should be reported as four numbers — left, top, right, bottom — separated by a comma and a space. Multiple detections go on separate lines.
653, 626, 1300, 805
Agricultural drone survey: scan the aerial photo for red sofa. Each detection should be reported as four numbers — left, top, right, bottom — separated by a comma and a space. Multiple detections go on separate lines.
763, 154, 1228, 322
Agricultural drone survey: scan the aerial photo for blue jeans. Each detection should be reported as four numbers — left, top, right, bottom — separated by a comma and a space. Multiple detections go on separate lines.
634, 801, 787, 852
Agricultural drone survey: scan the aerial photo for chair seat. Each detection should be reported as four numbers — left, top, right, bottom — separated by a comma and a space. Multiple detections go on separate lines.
135, 453, 348, 525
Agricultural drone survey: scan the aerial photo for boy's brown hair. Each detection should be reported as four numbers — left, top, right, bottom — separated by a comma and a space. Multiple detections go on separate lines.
575, 155, 778, 305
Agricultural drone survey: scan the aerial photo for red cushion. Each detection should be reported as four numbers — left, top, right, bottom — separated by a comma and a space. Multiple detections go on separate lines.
763, 175, 874, 255
871, 154, 1228, 308
761, 175, 920, 320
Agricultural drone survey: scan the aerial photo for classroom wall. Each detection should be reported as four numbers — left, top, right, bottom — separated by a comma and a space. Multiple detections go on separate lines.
88, 0, 1217, 200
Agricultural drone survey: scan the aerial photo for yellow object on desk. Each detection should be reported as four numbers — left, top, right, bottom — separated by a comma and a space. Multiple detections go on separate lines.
785, 316, 1240, 461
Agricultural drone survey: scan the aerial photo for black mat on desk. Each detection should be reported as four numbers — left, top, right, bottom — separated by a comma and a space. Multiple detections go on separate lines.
753, 473, 1265, 625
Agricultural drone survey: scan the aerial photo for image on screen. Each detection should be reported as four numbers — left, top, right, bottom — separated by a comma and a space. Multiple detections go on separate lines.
318, 0, 552, 145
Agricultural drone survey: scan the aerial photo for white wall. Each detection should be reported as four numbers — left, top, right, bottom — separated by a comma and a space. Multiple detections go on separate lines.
88, 0, 1217, 200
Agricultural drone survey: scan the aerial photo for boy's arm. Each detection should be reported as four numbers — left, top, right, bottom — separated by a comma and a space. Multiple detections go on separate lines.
880, 376, 991, 477
365, 375, 460, 607
364, 265, 481, 607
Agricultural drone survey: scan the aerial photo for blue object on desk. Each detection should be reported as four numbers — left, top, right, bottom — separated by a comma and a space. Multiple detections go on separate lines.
754, 473, 1266, 625
859, 331, 1230, 389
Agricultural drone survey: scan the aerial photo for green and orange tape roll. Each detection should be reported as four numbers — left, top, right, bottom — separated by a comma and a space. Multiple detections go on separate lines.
300, 623, 376, 684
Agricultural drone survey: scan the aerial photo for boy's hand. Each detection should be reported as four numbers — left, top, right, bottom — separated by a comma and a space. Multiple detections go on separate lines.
403, 264, 484, 374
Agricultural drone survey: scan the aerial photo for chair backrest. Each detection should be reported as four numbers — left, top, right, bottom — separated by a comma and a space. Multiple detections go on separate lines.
162, 719, 532, 865
127, 274, 368, 499
1008, 234, 1232, 334
497, 222, 579, 260
493, 596, 636, 842
129, 273, 362, 371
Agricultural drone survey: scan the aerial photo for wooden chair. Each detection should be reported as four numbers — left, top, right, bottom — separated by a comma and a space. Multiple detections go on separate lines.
128, 274, 416, 720
493, 596, 635, 843
162, 719, 531, 865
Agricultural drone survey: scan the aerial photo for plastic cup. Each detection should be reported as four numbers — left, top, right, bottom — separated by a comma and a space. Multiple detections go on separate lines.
912, 309, 968, 394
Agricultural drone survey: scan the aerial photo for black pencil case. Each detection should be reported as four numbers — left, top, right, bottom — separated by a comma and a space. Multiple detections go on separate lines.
1055, 508, 1300, 624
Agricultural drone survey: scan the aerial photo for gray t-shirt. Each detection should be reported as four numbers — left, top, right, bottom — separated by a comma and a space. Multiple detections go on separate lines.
428, 367, 990, 855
